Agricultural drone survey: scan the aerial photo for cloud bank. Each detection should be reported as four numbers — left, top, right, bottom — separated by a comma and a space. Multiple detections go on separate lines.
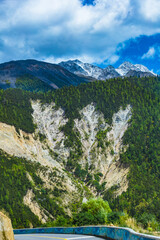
0, 0, 160, 64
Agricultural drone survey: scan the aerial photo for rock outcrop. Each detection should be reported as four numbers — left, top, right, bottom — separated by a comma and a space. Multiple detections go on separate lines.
0, 212, 14, 240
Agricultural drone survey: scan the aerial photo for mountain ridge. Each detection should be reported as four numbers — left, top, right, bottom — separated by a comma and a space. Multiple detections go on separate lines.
0, 59, 157, 92
59, 60, 156, 80
0, 59, 94, 91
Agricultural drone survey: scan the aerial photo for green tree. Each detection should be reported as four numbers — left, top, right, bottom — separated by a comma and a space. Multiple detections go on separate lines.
73, 198, 112, 226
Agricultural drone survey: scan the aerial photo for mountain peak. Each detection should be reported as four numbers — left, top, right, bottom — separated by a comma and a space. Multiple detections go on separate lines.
119, 61, 133, 66
116, 61, 138, 76
73, 59, 82, 64
135, 64, 156, 76
59, 59, 103, 79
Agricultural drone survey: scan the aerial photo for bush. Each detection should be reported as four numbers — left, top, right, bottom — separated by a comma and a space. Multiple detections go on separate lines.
107, 212, 121, 224
73, 212, 95, 226
43, 216, 71, 227
73, 197, 112, 226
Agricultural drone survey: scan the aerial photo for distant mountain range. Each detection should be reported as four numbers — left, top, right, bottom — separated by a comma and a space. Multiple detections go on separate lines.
0, 59, 92, 91
0, 59, 156, 91
59, 60, 156, 80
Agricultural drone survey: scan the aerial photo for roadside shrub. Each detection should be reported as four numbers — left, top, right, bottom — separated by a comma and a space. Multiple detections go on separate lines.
73, 197, 112, 226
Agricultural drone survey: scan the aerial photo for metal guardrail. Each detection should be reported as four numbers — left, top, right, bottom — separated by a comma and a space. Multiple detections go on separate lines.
14, 226, 160, 240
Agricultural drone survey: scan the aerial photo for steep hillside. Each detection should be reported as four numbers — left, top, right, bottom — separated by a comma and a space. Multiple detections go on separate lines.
0, 59, 92, 91
0, 76, 159, 230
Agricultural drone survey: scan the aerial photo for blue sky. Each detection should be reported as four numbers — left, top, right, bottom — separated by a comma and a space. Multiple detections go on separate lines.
0, 0, 160, 73
114, 34, 160, 74
82, 0, 95, 5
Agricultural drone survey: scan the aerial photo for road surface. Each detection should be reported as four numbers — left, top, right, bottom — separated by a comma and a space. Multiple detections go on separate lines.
14, 233, 104, 240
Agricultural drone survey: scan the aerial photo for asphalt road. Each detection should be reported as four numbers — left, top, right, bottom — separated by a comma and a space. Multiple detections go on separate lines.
14, 233, 104, 240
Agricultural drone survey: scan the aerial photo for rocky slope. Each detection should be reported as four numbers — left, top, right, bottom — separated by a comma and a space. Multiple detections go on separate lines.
0, 121, 90, 223
0, 212, 14, 240
125, 70, 155, 78
0, 101, 131, 189
0, 100, 131, 222
31, 101, 131, 186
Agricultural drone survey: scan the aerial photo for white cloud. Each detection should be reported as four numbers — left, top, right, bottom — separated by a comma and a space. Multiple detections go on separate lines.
108, 55, 120, 64
142, 47, 156, 59
0, 0, 160, 64
139, 0, 160, 22
43, 54, 105, 65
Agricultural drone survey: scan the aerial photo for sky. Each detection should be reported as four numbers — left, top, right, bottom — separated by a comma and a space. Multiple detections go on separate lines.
0, 0, 160, 73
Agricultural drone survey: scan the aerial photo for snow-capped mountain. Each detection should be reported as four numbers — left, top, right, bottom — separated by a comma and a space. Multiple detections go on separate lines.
135, 64, 156, 76
59, 59, 105, 80
116, 62, 139, 76
59, 60, 120, 80
103, 65, 120, 79
59, 60, 156, 80
59, 60, 87, 76
116, 62, 156, 77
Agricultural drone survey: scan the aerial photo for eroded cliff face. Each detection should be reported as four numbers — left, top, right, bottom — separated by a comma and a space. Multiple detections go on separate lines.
0, 122, 60, 168
23, 167, 88, 223
23, 189, 52, 224
74, 104, 131, 195
32, 101, 70, 162
0, 121, 90, 223
32, 101, 131, 195
0, 101, 132, 221
0, 212, 14, 240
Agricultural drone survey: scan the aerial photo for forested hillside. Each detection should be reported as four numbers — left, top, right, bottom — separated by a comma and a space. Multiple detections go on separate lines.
0, 76, 159, 231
